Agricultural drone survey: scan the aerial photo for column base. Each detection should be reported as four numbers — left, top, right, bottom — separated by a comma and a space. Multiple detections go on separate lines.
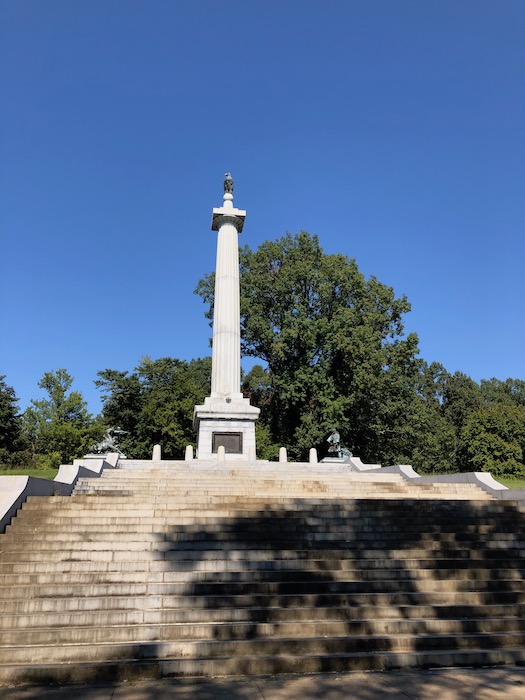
193, 397, 260, 461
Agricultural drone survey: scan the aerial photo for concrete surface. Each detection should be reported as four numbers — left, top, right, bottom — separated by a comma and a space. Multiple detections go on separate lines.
0, 668, 524, 699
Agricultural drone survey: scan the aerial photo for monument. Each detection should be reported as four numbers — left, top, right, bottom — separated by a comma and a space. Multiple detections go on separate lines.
193, 174, 260, 460
323, 427, 353, 461
90, 428, 128, 456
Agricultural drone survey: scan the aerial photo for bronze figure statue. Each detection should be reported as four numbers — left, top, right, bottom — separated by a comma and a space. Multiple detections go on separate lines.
224, 172, 234, 194
326, 428, 353, 459
91, 427, 128, 456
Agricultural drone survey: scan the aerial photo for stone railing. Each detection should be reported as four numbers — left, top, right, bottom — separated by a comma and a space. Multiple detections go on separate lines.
369, 463, 525, 502
0, 453, 120, 533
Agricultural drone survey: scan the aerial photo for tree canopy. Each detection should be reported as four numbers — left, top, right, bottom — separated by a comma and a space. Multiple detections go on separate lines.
96, 356, 211, 459
196, 232, 525, 476
197, 232, 420, 462
21, 369, 95, 468
0, 375, 22, 455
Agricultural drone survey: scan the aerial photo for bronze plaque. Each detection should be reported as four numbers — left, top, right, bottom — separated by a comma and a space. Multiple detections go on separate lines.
212, 432, 243, 454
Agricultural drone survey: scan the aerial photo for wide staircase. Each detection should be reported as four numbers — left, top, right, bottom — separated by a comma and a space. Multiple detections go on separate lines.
0, 459, 524, 685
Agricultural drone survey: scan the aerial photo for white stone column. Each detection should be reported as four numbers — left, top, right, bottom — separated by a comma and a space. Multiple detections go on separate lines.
210, 192, 243, 399
193, 175, 259, 461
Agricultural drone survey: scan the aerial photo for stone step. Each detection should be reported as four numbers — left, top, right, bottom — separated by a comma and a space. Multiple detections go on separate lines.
2, 615, 524, 646
6, 509, 521, 529
2, 603, 523, 630
2, 541, 522, 561
5, 526, 519, 543
23, 494, 502, 508
73, 479, 412, 487
0, 461, 521, 684
76, 471, 477, 483
72, 476, 405, 483
12, 500, 515, 515
90, 487, 487, 495
7, 522, 515, 538
24, 495, 497, 507
1, 556, 522, 575
71, 478, 488, 488
1, 648, 524, 685
72, 482, 416, 489
80, 481, 482, 490
1, 546, 521, 564
0, 577, 522, 601
14, 516, 496, 530
13, 511, 513, 527
75, 478, 484, 489
109, 475, 388, 485
14, 501, 516, 518
72, 491, 491, 502
101, 469, 480, 482
3, 523, 522, 542
3, 590, 523, 615
1, 631, 524, 666
0, 565, 520, 587
21, 503, 505, 521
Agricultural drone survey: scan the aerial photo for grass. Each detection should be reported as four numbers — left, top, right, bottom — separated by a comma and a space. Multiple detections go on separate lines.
0, 468, 59, 480
494, 476, 525, 489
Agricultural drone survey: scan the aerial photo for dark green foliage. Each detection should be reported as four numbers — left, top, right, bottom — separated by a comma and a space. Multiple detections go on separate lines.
0, 375, 22, 453
480, 378, 525, 408
442, 371, 483, 440
198, 232, 420, 462
460, 405, 525, 478
94, 369, 144, 456
96, 357, 211, 459
21, 369, 94, 466
197, 232, 525, 475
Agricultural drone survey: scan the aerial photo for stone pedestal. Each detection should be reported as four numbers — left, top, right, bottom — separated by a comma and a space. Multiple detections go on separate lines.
194, 397, 259, 461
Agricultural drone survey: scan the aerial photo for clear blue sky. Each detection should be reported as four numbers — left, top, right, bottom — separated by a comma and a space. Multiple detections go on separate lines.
1, 0, 524, 415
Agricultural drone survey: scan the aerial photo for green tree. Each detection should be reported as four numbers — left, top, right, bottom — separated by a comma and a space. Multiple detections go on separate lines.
480, 378, 525, 408
460, 404, 525, 478
136, 356, 211, 458
96, 357, 211, 459
95, 369, 144, 456
197, 232, 420, 462
0, 375, 22, 453
442, 371, 482, 436
440, 371, 482, 469
390, 361, 456, 474
22, 369, 93, 466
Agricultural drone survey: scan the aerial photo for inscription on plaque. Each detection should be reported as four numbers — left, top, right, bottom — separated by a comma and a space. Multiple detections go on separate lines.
212, 432, 243, 454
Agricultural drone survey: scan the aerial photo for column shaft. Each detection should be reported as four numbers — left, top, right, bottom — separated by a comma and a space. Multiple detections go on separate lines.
210, 221, 241, 398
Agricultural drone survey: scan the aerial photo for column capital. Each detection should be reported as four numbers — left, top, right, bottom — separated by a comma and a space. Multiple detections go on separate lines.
211, 207, 246, 233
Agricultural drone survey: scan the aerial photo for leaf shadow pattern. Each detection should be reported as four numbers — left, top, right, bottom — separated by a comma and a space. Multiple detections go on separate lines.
153, 496, 525, 676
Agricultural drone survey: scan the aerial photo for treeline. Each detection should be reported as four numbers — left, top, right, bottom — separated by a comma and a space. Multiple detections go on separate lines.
0, 359, 211, 470
1, 232, 524, 477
